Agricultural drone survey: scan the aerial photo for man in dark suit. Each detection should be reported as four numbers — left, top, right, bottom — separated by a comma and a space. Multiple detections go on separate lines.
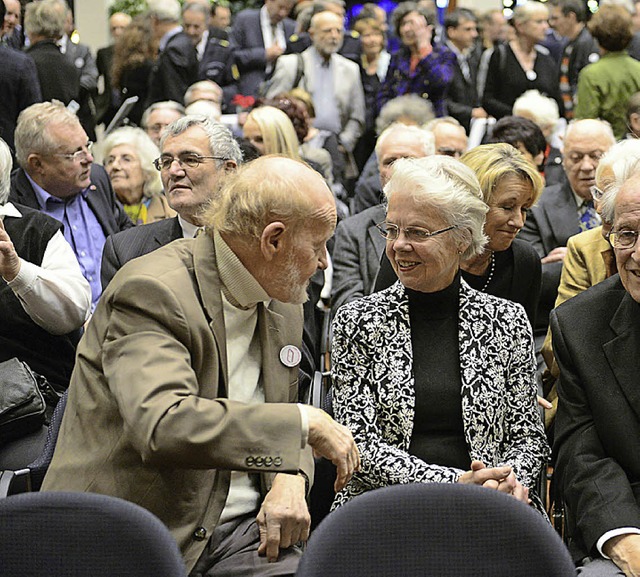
23, 0, 81, 110
101, 116, 242, 289
95, 12, 132, 127
0, 1, 41, 154
519, 119, 615, 352
10, 101, 132, 310
230, 0, 296, 97
552, 170, 640, 576
331, 124, 435, 315
548, 0, 600, 120
146, 0, 199, 107
443, 8, 487, 133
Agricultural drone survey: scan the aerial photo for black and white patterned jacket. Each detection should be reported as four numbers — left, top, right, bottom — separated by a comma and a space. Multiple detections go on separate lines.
331, 279, 550, 510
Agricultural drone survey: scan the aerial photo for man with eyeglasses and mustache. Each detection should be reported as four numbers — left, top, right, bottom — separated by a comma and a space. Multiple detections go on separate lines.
552, 168, 640, 577
9, 101, 132, 310
101, 116, 241, 289
519, 118, 615, 362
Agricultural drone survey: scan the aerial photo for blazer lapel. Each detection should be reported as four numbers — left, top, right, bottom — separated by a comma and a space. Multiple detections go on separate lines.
258, 304, 291, 403
548, 182, 579, 246
153, 216, 182, 248
604, 292, 640, 420
193, 233, 229, 396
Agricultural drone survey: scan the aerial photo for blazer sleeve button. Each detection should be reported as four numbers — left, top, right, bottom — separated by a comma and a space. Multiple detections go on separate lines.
274, 457, 282, 467
193, 527, 208, 541
245, 456, 254, 467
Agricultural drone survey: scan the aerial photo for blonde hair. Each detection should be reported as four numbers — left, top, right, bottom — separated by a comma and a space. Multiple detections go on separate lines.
460, 143, 544, 206
245, 107, 301, 160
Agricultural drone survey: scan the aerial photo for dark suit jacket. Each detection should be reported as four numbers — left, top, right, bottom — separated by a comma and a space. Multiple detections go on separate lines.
147, 30, 199, 106
96, 44, 116, 125
551, 274, 640, 561
564, 27, 599, 97
230, 9, 295, 97
518, 179, 579, 337
331, 204, 386, 316
101, 216, 182, 289
445, 44, 482, 133
199, 28, 237, 111
0, 46, 42, 152
9, 164, 133, 240
26, 40, 80, 106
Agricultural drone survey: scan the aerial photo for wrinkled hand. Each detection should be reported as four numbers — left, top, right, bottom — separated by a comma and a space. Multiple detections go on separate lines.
604, 534, 640, 577
306, 406, 360, 492
0, 219, 21, 282
458, 460, 512, 488
257, 473, 310, 563
541, 247, 568, 264
471, 107, 488, 119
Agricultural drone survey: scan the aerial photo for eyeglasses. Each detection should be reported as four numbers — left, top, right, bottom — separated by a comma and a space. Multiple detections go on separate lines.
53, 141, 93, 162
590, 185, 604, 201
153, 153, 227, 171
608, 229, 640, 250
376, 222, 458, 243
565, 150, 605, 164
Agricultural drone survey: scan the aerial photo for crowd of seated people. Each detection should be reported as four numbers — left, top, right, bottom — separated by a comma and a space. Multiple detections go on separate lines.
5, 0, 640, 575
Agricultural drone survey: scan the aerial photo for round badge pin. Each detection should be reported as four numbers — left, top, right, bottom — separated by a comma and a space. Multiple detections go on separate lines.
280, 345, 302, 367
526, 70, 537, 81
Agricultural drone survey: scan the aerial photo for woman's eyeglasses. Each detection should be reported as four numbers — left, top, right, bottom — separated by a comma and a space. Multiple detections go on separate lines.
376, 222, 458, 243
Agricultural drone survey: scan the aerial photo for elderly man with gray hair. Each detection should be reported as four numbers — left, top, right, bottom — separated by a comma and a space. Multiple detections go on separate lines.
101, 115, 242, 288
0, 136, 90, 390
43, 155, 359, 576
552, 153, 640, 577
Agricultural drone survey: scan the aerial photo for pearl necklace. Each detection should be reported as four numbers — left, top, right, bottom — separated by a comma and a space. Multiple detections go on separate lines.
481, 252, 495, 292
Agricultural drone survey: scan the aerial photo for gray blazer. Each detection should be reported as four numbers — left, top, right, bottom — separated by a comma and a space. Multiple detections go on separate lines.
266, 47, 365, 152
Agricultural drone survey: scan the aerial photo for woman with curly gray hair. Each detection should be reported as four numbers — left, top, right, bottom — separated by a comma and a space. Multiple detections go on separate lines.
331, 155, 549, 513
97, 127, 174, 225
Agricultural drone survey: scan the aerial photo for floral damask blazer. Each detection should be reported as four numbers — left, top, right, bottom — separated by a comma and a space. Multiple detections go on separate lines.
331, 279, 550, 510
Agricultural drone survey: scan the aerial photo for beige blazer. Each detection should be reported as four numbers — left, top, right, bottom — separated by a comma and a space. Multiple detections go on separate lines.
42, 232, 313, 571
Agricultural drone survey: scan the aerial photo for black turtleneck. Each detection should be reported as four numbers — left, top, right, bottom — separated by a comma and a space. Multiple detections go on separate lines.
407, 273, 470, 471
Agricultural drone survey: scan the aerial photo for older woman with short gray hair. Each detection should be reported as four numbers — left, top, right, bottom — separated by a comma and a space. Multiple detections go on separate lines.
97, 126, 173, 225
331, 155, 549, 512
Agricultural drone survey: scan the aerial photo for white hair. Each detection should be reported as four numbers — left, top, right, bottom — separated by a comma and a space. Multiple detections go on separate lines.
384, 156, 488, 259
598, 140, 640, 223
513, 90, 560, 135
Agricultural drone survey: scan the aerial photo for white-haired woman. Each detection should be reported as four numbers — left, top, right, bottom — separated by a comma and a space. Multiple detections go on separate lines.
98, 127, 175, 225
482, 1, 561, 120
331, 155, 549, 512
513, 89, 564, 186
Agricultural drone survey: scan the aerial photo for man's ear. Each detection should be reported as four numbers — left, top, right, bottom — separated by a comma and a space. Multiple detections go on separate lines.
260, 221, 287, 261
26, 153, 44, 175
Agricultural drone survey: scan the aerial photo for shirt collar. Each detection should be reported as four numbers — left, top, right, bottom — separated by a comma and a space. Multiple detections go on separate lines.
213, 230, 271, 309
310, 46, 332, 66
178, 214, 202, 238
25, 172, 89, 210
159, 25, 182, 51
445, 40, 469, 58
0, 202, 22, 219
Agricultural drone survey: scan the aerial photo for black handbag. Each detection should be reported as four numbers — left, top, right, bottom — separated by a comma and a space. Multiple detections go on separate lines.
0, 358, 47, 446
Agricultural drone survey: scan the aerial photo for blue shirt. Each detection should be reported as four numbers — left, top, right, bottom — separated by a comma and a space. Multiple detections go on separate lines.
27, 173, 106, 310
